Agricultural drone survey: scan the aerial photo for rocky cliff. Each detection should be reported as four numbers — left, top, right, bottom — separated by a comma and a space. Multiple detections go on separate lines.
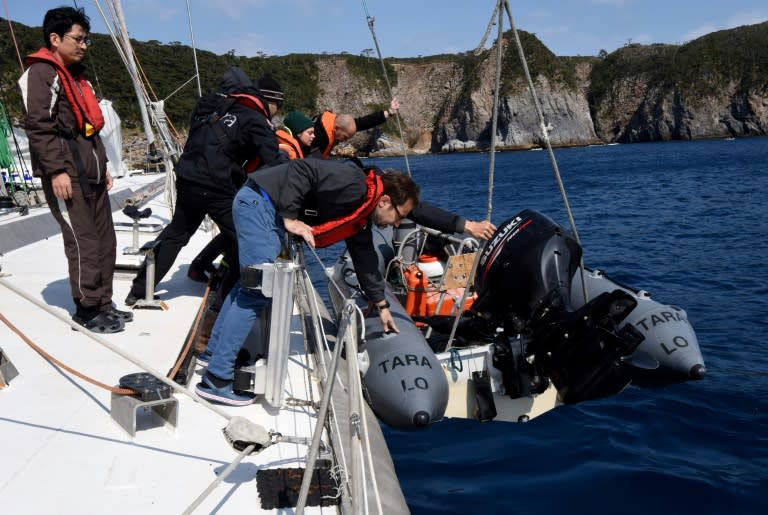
3, 18, 765, 155
311, 24, 768, 156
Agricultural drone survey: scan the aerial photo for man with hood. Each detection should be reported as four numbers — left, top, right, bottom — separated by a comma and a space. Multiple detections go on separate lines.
125, 67, 284, 305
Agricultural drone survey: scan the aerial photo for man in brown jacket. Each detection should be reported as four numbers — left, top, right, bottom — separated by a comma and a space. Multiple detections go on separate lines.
18, 6, 130, 333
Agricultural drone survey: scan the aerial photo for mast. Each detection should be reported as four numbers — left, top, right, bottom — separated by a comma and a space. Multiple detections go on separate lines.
111, 1, 156, 155
93, 0, 186, 209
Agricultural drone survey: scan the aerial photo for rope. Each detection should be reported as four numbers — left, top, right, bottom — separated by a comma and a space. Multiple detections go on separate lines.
500, 0, 589, 301
167, 278, 211, 379
360, 0, 411, 176
0, 311, 135, 394
2, 0, 24, 74
485, 3, 504, 221
0, 276, 233, 420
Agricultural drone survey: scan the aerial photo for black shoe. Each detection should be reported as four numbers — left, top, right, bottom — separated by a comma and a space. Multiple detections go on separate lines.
72, 311, 124, 334
104, 306, 134, 322
125, 292, 160, 306
187, 264, 209, 283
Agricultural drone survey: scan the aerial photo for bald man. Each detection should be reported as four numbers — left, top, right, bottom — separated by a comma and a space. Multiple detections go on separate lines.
310, 98, 400, 158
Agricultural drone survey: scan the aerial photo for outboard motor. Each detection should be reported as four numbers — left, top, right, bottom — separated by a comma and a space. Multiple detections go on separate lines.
474, 209, 582, 324
473, 210, 645, 404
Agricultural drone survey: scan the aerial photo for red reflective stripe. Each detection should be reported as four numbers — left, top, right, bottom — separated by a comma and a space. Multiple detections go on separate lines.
231, 93, 270, 173
228, 93, 269, 118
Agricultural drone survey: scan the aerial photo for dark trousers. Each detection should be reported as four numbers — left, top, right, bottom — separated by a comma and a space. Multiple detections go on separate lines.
130, 182, 238, 298
42, 177, 116, 311
193, 232, 229, 270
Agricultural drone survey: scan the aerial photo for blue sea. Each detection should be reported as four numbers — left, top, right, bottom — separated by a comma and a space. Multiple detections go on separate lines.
354, 138, 768, 514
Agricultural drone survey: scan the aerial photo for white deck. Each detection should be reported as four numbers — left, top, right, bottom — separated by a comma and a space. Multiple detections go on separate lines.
0, 175, 338, 513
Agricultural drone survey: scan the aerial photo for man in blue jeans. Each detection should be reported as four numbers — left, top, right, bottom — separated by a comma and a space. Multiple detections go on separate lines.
195, 159, 420, 405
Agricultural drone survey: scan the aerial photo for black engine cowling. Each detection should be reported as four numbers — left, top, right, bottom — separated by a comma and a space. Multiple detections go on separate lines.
474, 209, 582, 323
471, 209, 644, 404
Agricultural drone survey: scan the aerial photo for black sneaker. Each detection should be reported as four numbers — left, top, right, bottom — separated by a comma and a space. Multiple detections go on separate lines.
195, 373, 256, 406
124, 292, 141, 306
72, 310, 124, 334
104, 306, 134, 322
125, 292, 159, 306
187, 265, 209, 283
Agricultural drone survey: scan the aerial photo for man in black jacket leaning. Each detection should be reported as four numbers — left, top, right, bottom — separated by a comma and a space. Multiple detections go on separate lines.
196, 159, 420, 405
126, 67, 285, 306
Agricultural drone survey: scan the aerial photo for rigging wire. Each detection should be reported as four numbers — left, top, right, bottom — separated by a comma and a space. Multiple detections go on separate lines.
2, 0, 25, 74
300, 242, 384, 513
184, 0, 202, 97
500, 0, 588, 300
359, 0, 411, 176
486, 3, 504, 221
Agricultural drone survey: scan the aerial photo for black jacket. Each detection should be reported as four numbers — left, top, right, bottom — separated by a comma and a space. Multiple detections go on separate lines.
251, 159, 386, 302
175, 68, 282, 195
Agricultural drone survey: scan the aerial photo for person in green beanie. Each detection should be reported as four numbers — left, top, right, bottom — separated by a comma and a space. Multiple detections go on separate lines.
276, 111, 315, 159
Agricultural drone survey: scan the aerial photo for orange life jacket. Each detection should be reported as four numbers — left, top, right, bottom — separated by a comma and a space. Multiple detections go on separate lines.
25, 48, 104, 137
318, 111, 336, 159
275, 128, 303, 160
311, 168, 383, 248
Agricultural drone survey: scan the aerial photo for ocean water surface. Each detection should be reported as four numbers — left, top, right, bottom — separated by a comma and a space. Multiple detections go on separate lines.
355, 137, 768, 514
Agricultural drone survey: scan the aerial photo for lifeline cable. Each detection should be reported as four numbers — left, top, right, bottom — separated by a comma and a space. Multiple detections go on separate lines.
0, 276, 234, 421
0, 96, 40, 205
296, 243, 383, 513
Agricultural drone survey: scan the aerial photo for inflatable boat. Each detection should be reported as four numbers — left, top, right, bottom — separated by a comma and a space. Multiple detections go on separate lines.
329, 209, 706, 429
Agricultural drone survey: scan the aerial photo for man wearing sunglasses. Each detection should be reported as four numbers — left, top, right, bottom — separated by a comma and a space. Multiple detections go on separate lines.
19, 6, 130, 333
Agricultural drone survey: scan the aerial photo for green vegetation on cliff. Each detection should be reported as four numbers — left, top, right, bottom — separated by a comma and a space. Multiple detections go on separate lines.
2, 16, 766, 140
589, 21, 768, 109
500, 30, 580, 94
0, 18, 320, 129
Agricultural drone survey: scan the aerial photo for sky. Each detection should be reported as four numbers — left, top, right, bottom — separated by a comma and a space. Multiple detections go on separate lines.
5, 1, 768, 58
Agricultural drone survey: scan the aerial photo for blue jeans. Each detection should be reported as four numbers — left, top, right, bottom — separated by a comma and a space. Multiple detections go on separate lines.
206, 185, 284, 381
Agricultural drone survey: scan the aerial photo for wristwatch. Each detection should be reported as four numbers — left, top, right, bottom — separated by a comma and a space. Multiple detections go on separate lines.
375, 300, 391, 312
